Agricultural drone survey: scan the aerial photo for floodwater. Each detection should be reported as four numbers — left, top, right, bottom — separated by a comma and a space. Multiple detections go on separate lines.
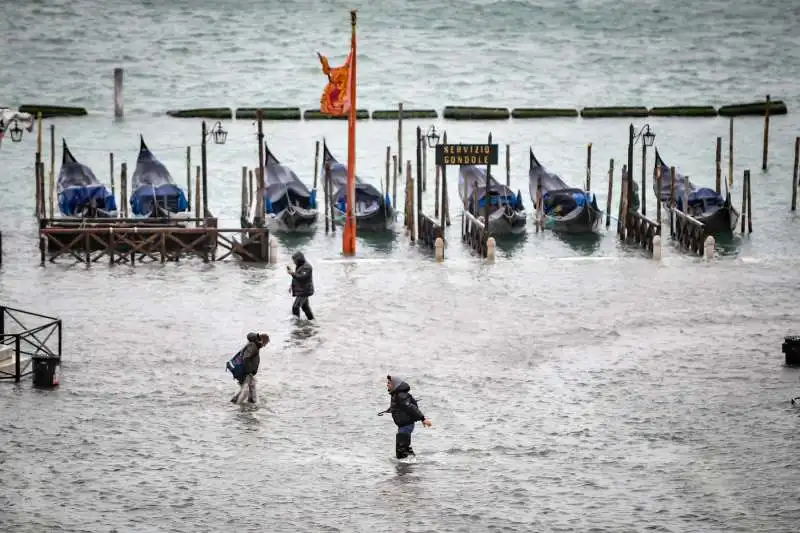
1, 1, 799, 532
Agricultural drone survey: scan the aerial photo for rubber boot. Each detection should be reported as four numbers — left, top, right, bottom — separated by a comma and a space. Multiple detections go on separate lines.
396, 432, 411, 459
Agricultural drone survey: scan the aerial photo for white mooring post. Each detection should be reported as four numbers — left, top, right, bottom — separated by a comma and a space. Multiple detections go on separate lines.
113, 68, 124, 118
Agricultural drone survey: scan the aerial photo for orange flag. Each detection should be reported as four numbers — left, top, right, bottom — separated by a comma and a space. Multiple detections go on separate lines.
317, 51, 352, 116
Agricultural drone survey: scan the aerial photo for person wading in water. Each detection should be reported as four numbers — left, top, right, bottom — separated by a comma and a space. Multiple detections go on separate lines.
231, 332, 269, 404
287, 251, 314, 320
382, 375, 432, 459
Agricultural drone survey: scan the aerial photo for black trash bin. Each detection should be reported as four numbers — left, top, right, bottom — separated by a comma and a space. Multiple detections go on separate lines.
32, 355, 60, 388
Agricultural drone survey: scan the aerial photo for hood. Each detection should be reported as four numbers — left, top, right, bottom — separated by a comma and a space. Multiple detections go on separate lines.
246, 332, 259, 342
388, 374, 410, 394
292, 251, 306, 266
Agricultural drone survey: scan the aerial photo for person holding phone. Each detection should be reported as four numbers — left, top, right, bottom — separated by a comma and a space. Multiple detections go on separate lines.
286, 251, 315, 320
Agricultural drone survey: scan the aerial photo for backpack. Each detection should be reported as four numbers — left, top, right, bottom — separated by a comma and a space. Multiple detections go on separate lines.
226, 349, 246, 382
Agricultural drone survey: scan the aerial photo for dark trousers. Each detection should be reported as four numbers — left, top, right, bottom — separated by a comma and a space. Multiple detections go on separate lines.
292, 296, 314, 319
395, 423, 415, 458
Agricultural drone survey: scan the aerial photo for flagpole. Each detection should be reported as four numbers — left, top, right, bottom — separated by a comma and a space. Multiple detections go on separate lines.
343, 9, 357, 256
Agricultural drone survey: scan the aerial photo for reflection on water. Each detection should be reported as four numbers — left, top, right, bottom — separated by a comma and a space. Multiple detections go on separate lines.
712, 232, 743, 258
493, 232, 528, 258
551, 231, 604, 255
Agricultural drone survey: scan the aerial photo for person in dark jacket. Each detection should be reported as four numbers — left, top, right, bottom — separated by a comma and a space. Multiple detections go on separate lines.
384, 375, 432, 459
287, 251, 314, 320
231, 332, 269, 404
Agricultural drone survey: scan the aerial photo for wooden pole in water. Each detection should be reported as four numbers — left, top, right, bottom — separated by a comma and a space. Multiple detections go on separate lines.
441, 131, 449, 229
640, 139, 647, 216
241, 167, 247, 219
120, 163, 128, 218
34, 112, 42, 217
586, 143, 592, 191
323, 161, 330, 233
186, 147, 192, 212
762, 94, 770, 171
397, 103, 403, 187
313, 140, 320, 192
392, 154, 398, 210
416, 126, 423, 241
617, 165, 626, 237
407, 160, 415, 242
49, 124, 55, 219
195, 166, 201, 220
485, 133, 492, 233
746, 170, 752, 234
384, 146, 391, 206
740, 169, 747, 234
422, 135, 428, 193
715, 137, 721, 194
791, 137, 799, 212
255, 110, 265, 227
605, 158, 614, 228
506, 144, 511, 188
248, 170, 253, 211
201, 121, 209, 218
109, 152, 116, 206
669, 166, 676, 236
326, 162, 335, 234
656, 164, 662, 224
728, 117, 734, 187
113, 68, 124, 118
434, 164, 440, 218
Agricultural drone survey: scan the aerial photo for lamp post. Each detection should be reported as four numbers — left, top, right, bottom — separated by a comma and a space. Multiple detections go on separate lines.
425, 125, 440, 148
627, 123, 655, 218
200, 120, 228, 218
0, 119, 25, 145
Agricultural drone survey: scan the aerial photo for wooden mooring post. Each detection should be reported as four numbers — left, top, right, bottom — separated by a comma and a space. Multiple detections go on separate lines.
586, 143, 592, 191
186, 147, 192, 212
414, 126, 443, 251
792, 137, 799, 212
740, 169, 753, 234
715, 137, 722, 194
605, 158, 614, 228
762, 94, 770, 171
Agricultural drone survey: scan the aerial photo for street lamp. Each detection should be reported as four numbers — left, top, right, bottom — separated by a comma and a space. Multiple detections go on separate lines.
627, 123, 656, 217
425, 125, 440, 148
1, 119, 25, 143
206, 121, 228, 145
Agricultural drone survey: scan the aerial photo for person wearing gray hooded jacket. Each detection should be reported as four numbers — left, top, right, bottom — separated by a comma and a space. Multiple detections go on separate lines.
384, 375, 432, 458
287, 251, 314, 320
231, 332, 269, 404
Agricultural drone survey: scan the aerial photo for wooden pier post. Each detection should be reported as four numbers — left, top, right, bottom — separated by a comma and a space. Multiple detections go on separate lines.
422, 134, 428, 193
762, 94, 770, 171
434, 164, 440, 218
392, 154, 398, 212
640, 139, 647, 216
113, 68, 124, 118
109, 152, 116, 205
323, 161, 330, 233
194, 166, 201, 220
248, 170, 253, 211
34, 112, 42, 217
240, 167, 248, 219
326, 162, 335, 234
407, 161, 415, 242
656, 164, 662, 224
605, 158, 614, 228
200, 121, 210, 218
484, 133, 492, 231
747, 170, 752, 234
586, 143, 592, 191
49, 124, 55, 219
120, 163, 128, 218
416, 126, 423, 241
397, 103, 403, 188
715, 137, 722, 194
728, 117, 734, 187
791, 137, 799, 211
255, 110, 265, 227
39, 162, 46, 219
186, 147, 192, 211
740, 169, 748, 234
506, 144, 511, 188
313, 141, 320, 195
617, 165, 627, 237
442, 131, 450, 227
384, 146, 391, 205
669, 167, 676, 236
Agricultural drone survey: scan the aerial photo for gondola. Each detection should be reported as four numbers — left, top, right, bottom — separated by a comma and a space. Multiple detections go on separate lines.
130, 136, 189, 217
57, 139, 117, 217
653, 150, 739, 234
528, 149, 601, 234
262, 143, 318, 232
322, 141, 393, 231
458, 165, 526, 235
